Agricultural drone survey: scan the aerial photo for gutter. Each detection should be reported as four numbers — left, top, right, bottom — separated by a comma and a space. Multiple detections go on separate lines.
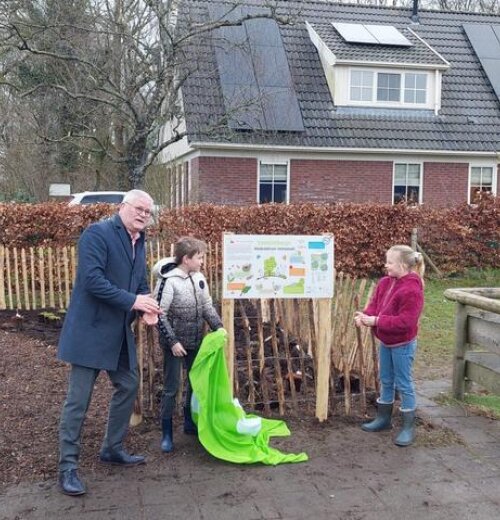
187, 141, 499, 158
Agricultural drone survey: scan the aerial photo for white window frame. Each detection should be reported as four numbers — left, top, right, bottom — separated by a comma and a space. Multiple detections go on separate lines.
257, 161, 290, 204
468, 164, 497, 204
349, 68, 429, 108
392, 162, 423, 205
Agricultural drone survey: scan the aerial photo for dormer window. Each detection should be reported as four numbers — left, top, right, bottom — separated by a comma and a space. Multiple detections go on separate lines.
306, 21, 449, 115
350, 69, 428, 106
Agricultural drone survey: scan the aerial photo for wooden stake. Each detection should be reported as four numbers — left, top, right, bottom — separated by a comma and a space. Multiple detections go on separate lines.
0, 245, 6, 310
63, 247, 70, 308
48, 248, 55, 308
6, 247, 13, 309
39, 247, 46, 309
30, 247, 36, 310
221, 299, 235, 391
315, 298, 332, 422
21, 248, 29, 310
13, 248, 20, 310
269, 299, 285, 415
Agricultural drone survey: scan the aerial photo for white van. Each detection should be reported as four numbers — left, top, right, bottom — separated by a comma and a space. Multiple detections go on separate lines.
68, 191, 126, 205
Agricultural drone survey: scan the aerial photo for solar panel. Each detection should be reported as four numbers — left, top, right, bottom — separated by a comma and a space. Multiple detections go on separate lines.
332, 22, 412, 47
365, 25, 412, 47
210, 8, 304, 132
333, 23, 378, 44
463, 24, 500, 102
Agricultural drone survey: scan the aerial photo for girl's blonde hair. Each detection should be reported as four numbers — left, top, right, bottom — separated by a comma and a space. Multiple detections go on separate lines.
388, 245, 425, 280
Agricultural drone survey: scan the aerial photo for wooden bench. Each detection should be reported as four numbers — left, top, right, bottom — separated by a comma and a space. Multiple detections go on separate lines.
444, 287, 500, 400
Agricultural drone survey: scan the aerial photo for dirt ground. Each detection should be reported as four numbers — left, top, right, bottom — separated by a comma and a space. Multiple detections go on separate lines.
0, 309, 457, 492
0, 310, 330, 489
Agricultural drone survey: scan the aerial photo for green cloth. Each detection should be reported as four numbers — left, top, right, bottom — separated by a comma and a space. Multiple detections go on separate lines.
189, 329, 308, 465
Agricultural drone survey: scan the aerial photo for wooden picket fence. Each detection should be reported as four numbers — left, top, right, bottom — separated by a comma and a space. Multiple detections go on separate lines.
0, 242, 221, 310
0, 243, 377, 419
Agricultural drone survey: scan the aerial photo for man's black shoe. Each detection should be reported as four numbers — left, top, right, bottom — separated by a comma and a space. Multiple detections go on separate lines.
99, 449, 146, 466
59, 469, 86, 496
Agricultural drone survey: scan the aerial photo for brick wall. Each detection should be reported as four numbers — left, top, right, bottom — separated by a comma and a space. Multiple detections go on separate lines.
290, 159, 393, 203
192, 156, 257, 204
422, 162, 469, 206
187, 155, 483, 207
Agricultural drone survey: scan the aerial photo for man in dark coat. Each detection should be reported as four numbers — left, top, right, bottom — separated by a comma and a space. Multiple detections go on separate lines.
57, 189, 161, 496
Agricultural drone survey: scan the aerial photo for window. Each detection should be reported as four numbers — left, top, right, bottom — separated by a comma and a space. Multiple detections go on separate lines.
470, 166, 494, 203
349, 70, 428, 106
350, 70, 373, 101
377, 73, 401, 102
259, 163, 288, 203
393, 163, 421, 204
404, 73, 427, 104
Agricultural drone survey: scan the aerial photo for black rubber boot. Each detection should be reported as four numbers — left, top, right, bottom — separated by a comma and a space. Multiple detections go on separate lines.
394, 410, 416, 447
183, 406, 198, 435
160, 418, 174, 452
361, 402, 393, 432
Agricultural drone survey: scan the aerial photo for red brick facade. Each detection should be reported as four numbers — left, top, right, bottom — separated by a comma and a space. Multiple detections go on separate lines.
422, 162, 469, 207
184, 155, 489, 207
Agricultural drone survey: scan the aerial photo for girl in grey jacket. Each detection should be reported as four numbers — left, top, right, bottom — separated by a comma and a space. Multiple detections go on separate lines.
153, 237, 223, 453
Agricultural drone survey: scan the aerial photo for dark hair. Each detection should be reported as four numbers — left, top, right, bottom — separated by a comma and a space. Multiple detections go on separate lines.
174, 237, 207, 264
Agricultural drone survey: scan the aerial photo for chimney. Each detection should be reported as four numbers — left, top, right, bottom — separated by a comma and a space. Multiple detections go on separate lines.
411, 0, 420, 24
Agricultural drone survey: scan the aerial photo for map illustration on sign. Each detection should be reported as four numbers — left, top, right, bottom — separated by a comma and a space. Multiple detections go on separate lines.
223, 234, 334, 299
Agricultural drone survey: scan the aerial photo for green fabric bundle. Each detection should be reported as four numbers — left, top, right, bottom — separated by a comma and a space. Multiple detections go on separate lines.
189, 329, 308, 465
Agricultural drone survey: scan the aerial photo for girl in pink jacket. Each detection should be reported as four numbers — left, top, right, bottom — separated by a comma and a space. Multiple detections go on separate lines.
355, 245, 425, 447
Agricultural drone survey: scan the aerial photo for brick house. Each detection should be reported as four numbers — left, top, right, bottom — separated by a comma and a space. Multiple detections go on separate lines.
159, 0, 500, 208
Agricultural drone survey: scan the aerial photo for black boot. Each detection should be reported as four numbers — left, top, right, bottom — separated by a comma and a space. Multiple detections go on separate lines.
59, 469, 86, 496
361, 402, 393, 432
161, 418, 174, 452
183, 406, 198, 435
394, 410, 416, 447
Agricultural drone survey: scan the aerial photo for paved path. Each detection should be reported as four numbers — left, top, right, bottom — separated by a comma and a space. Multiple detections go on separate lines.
1, 380, 499, 520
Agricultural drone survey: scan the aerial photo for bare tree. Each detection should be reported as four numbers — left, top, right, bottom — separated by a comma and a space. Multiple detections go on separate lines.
0, 0, 291, 194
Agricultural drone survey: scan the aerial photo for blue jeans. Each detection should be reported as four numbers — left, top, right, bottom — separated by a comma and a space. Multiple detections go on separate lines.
378, 339, 417, 411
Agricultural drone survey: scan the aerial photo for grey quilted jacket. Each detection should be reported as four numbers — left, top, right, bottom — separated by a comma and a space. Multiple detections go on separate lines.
152, 257, 223, 350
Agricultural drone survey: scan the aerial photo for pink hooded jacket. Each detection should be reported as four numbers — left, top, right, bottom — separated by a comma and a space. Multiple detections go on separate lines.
364, 272, 424, 347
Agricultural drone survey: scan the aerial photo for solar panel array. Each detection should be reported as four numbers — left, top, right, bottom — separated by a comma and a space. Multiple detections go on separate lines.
210, 5, 304, 131
463, 24, 500, 103
332, 22, 412, 47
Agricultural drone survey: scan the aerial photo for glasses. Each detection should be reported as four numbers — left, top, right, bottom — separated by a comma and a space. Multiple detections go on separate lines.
125, 201, 152, 217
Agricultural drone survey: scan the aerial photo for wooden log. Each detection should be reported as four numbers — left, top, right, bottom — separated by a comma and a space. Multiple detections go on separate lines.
315, 298, 332, 422
468, 310, 500, 354
445, 288, 500, 314
221, 299, 235, 391
452, 303, 469, 400
38, 247, 46, 309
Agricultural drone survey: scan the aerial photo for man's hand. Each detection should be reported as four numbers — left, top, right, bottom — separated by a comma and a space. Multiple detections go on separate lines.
141, 312, 159, 326
132, 294, 161, 314
171, 342, 187, 357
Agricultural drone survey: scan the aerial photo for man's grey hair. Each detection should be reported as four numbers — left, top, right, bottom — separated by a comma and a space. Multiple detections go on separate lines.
123, 189, 154, 205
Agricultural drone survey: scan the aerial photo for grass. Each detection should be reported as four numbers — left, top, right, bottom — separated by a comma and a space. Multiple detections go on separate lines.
436, 393, 500, 420
415, 268, 500, 380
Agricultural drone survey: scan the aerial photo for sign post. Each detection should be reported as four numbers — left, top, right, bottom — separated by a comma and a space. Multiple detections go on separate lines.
221, 234, 335, 421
